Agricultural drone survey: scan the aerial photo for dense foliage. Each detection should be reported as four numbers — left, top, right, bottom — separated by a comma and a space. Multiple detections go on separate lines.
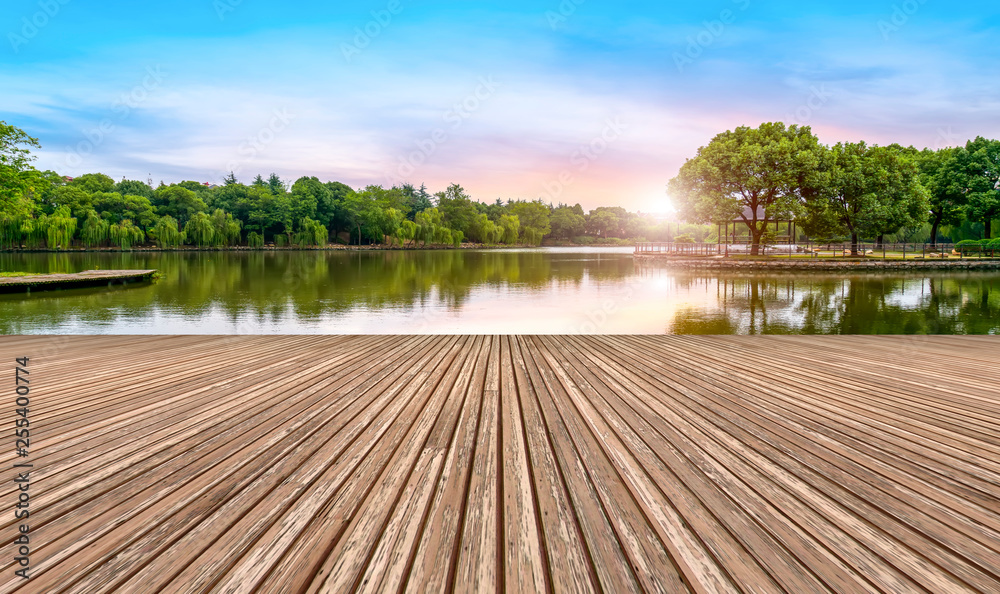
669, 122, 1000, 253
4, 119, 996, 251
0, 121, 691, 250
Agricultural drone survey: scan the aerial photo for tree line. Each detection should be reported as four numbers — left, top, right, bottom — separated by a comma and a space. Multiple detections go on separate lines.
1, 121, 688, 250
668, 122, 1000, 255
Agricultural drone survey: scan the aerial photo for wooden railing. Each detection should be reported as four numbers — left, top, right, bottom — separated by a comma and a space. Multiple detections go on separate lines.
634, 241, 981, 259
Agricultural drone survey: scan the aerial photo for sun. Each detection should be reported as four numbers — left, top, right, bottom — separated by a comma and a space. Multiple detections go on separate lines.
645, 194, 676, 216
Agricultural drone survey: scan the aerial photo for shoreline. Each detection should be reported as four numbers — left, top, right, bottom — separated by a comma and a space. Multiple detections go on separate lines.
0, 243, 633, 254
633, 254, 1000, 271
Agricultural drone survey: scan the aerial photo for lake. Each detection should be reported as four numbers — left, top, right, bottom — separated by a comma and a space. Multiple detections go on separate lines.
1, 247, 998, 334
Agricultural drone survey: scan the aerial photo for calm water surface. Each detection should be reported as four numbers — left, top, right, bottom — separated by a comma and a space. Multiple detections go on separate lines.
1, 248, 998, 334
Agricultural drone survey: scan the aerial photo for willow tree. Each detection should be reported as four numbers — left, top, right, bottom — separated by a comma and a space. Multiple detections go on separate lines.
109, 219, 145, 250
153, 216, 184, 248
498, 214, 520, 244
210, 209, 242, 246
184, 211, 215, 247
396, 219, 417, 247
668, 122, 826, 255
80, 211, 109, 247
293, 217, 328, 246
480, 219, 500, 245
41, 206, 77, 249
415, 208, 445, 246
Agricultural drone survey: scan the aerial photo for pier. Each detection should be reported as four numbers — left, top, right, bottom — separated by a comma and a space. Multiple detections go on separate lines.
1, 335, 998, 592
0, 270, 157, 293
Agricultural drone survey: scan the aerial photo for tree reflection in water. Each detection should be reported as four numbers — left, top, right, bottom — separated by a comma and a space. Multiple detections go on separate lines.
1, 251, 997, 334
668, 273, 1000, 334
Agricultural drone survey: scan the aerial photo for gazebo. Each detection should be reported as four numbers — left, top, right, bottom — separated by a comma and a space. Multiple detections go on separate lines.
716, 206, 797, 250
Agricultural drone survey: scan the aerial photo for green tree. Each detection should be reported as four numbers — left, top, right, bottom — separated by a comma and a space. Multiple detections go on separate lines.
550, 206, 585, 239
47, 185, 93, 216
436, 184, 479, 236
40, 206, 76, 249
323, 181, 355, 236
917, 147, 967, 247
246, 186, 292, 240
415, 208, 445, 246
498, 214, 520, 244
480, 218, 501, 244
956, 137, 1000, 239
509, 200, 551, 243
400, 183, 433, 219
152, 185, 208, 227
290, 176, 326, 226
293, 217, 328, 246
79, 210, 110, 247
108, 219, 145, 250
93, 193, 159, 229
0, 121, 42, 226
586, 208, 623, 238
668, 122, 825, 255
115, 179, 154, 198
69, 173, 115, 194
152, 215, 185, 248
184, 211, 215, 247
805, 142, 928, 254
344, 186, 406, 244
267, 173, 286, 196
210, 208, 242, 246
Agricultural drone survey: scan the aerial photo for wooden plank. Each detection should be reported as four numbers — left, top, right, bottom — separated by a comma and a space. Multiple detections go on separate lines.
0, 335, 998, 594
498, 335, 548, 594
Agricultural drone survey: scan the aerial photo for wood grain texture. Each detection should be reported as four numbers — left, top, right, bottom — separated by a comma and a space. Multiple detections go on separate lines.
1, 335, 998, 593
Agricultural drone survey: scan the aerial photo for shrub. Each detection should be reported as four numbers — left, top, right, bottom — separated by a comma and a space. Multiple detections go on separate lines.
986, 238, 1000, 256
274, 234, 288, 247
955, 239, 982, 254
675, 234, 695, 243
247, 231, 264, 248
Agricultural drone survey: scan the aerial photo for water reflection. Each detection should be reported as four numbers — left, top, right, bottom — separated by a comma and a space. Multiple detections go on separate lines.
1, 249, 997, 334
667, 273, 1000, 334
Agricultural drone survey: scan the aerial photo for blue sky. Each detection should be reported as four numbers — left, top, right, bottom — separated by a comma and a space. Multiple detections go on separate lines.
3, 0, 999, 212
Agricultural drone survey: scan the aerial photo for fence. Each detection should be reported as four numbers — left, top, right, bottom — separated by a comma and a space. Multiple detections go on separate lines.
634, 241, 992, 260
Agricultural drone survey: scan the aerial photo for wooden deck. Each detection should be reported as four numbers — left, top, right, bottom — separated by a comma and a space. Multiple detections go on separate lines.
0, 270, 156, 293
1, 335, 999, 593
